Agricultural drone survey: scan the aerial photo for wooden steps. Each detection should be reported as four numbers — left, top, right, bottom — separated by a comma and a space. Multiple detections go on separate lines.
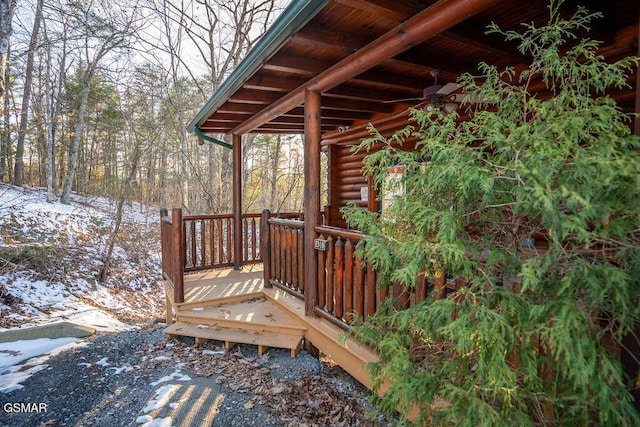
164, 321, 304, 357
166, 295, 306, 357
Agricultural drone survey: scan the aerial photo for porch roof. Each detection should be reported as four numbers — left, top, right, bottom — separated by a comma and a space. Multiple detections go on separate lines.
188, 0, 639, 143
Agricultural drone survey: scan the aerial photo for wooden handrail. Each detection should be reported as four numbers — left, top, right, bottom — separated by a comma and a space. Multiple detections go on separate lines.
269, 217, 304, 229
315, 225, 364, 241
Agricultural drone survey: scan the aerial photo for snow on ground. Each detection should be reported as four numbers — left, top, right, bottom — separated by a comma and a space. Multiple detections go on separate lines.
0, 183, 165, 392
0, 339, 87, 393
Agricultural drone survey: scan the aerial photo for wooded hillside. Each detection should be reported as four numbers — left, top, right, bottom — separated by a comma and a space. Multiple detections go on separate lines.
0, 0, 305, 215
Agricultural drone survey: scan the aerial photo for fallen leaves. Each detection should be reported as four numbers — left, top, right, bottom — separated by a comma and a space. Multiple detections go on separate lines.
137, 339, 382, 426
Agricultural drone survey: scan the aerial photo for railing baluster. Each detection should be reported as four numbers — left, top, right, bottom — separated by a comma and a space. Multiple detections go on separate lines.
366, 262, 376, 317
200, 219, 206, 267
217, 219, 224, 265
355, 255, 364, 321
435, 267, 446, 300
251, 217, 257, 260
335, 237, 344, 320
416, 271, 427, 304
291, 227, 298, 290
243, 217, 249, 262
344, 239, 354, 322
226, 218, 232, 263
297, 228, 304, 292
190, 220, 197, 267
209, 219, 215, 266
317, 233, 326, 309
326, 236, 335, 314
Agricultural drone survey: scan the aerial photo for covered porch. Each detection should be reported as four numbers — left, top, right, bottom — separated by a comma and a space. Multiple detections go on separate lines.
159, 0, 640, 397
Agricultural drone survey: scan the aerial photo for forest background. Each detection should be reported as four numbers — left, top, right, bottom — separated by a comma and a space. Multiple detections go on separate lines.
0, 0, 308, 217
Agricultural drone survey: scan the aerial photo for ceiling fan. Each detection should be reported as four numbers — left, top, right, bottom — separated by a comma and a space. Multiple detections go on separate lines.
385, 69, 482, 114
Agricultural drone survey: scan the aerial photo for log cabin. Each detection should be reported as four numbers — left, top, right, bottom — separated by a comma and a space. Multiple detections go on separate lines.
160, 0, 640, 407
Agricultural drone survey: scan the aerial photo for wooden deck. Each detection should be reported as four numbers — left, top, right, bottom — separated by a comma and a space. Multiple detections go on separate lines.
164, 266, 378, 389
181, 265, 264, 306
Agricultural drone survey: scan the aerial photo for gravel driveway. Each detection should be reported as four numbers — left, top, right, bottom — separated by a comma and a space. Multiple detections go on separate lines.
0, 326, 389, 426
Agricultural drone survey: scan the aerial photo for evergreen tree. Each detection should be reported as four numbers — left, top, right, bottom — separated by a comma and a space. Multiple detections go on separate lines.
343, 2, 640, 425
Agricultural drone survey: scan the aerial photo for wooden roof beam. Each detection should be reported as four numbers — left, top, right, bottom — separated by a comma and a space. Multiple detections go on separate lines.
232, 0, 503, 135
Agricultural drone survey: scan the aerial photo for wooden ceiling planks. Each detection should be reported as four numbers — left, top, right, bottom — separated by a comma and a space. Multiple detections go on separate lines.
196, 0, 638, 139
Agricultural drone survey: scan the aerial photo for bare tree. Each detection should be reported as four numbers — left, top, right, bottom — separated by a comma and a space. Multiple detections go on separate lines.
140, 0, 281, 213
59, 0, 140, 204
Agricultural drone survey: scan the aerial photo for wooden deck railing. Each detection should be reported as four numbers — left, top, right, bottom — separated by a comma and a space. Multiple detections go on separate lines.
161, 207, 448, 328
160, 208, 304, 303
313, 225, 450, 330
313, 226, 371, 328
182, 213, 264, 271
262, 213, 305, 298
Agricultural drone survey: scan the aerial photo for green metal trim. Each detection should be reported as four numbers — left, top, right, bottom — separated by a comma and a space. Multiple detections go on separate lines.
194, 126, 233, 149
187, 0, 329, 133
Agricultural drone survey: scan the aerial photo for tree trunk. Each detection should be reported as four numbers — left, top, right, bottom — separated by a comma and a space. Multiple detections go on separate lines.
60, 82, 90, 204
99, 145, 142, 282
0, 0, 16, 101
14, 0, 43, 187
0, 0, 15, 181
0, 43, 10, 181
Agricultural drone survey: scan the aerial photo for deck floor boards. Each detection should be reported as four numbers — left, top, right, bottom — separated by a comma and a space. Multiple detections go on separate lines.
182, 265, 264, 304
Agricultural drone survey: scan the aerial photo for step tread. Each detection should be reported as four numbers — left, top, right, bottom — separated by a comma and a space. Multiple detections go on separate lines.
164, 321, 303, 350
177, 296, 306, 332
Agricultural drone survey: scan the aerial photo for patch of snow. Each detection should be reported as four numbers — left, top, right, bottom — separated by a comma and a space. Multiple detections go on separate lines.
96, 357, 110, 367
150, 370, 191, 386
0, 362, 49, 393
0, 337, 79, 371
151, 355, 170, 362
0, 338, 85, 393
136, 414, 153, 424
110, 365, 134, 375
142, 417, 173, 427
143, 384, 179, 413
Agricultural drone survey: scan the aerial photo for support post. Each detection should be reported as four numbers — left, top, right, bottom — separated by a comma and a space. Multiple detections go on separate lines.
171, 208, 184, 304
232, 133, 243, 269
261, 209, 272, 288
304, 89, 321, 315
